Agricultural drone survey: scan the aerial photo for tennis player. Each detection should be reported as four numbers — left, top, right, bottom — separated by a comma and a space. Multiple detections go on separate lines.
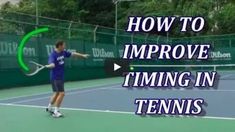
45, 40, 89, 117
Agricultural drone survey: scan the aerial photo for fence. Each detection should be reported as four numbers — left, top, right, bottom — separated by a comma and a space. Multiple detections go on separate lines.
0, 11, 166, 88
0, 11, 235, 88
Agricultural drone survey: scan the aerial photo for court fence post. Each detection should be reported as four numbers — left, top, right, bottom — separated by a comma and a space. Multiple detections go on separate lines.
157, 36, 160, 44
94, 25, 99, 45
145, 34, 148, 44
68, 21, 73, 40
131, 34, 134, 43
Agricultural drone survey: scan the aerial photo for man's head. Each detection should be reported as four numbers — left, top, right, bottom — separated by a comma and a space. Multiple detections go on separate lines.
55, 40, 66, 51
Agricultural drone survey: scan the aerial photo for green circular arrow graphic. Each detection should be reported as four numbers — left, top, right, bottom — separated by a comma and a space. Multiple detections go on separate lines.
17, 27, 49, 71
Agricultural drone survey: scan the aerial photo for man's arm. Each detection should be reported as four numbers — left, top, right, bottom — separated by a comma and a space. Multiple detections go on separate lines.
46, 54, 55, 68
71, 52, 89, 58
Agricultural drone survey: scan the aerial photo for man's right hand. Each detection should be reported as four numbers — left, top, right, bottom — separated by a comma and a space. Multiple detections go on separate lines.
45, 63, 55, 68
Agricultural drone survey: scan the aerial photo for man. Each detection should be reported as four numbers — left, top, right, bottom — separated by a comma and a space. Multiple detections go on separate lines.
45, 40, 89, 118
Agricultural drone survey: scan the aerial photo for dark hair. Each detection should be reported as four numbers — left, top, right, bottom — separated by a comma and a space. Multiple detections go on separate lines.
55, 40, 65, 48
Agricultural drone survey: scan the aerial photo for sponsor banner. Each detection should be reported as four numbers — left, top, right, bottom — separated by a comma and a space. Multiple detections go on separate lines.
85, 43, 117, 66
0, 34, 38, 69
209, 48, 234, 61
68, 39, 84, 67
117, 44, 124, 58
184, 48, 235, 65
207, 48, 235, 64
2, 33, 233, 69
39, 38, 57, 57
0, 34, 38, 57
39, 38, 57, 65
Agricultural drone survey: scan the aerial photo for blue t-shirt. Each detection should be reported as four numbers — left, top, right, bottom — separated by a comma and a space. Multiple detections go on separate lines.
48, 50, 72, 80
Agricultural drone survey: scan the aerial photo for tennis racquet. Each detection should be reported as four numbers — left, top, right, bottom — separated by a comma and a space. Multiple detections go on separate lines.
25, 61, 46, 76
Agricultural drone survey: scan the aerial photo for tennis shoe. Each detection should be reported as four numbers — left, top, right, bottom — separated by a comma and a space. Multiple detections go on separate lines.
52, 111, 63, 118
46, 107, 53, 113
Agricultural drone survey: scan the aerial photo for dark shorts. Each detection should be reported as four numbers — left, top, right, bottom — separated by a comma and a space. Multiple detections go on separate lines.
51, 80, 64, 92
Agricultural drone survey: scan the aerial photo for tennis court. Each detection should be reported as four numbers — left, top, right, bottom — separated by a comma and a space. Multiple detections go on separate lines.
0, 2, 235, 131
0, 76, 235, 132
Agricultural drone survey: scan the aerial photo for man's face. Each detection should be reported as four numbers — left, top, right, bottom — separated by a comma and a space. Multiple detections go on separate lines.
58, 43, 66, 51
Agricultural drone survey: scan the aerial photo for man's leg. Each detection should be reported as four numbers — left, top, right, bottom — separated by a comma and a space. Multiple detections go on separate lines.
47, 80, 60, 112
52, 80, 65, 117
54, 92, 65, 110
47, 92, 59, 112
50, 92, 59, 105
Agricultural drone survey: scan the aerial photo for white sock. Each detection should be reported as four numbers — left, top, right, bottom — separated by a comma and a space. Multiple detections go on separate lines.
54, 107, 59, 112
48, 103, 52, 108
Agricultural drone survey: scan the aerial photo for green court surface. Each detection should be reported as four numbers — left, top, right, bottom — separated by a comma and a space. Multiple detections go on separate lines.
0, 77, 123, 99
0, 105, 234, 132
0, 77, 235, 132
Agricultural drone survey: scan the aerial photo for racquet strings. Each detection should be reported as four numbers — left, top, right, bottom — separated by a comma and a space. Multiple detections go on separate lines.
24, 61, 39, 75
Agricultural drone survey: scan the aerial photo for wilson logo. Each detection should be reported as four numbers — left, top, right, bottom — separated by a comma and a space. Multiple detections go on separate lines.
0, 41, 36, 56
92, 48, 114, 58
210, 51, 231, 60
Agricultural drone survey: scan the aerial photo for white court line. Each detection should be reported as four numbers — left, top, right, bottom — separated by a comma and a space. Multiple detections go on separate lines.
1, 84, 234, 103
10, 85, 120, 104
0, 83, 121, 102
0, 103, 235, 121
0, 103, 132, 114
